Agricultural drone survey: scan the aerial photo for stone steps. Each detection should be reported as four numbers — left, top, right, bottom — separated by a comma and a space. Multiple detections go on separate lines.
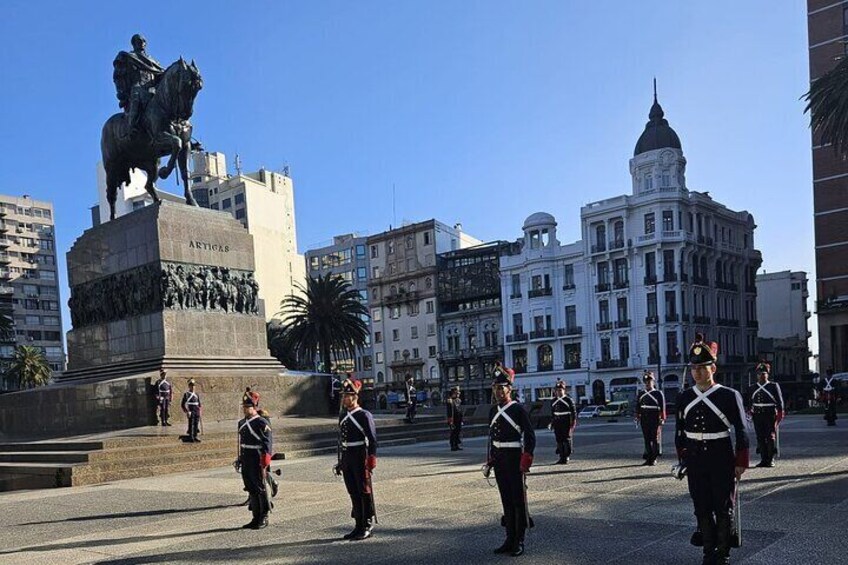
0, 421, 489, 492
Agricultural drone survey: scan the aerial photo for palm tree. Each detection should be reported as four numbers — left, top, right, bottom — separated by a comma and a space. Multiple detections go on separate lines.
267, 321, 303, 370
805, 58, 848, 152
8, 345, 51, 390
0, 312, 12, 342
276, 274, 369, 374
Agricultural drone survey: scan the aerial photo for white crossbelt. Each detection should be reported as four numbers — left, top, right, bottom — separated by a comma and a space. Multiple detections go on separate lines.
239, 415, 263, 442
683, 384, 731, 429
184, 391, 199, 406
490, 401, 521, 433
492, 441, 522, 449
824, 377, 834, 392
553, 411, 572, 416
640, 406, 661, 410
685, 430, 730, 441
341, 407, 369, 447
552, 398, 571, 410
342, 441, 366, 447
240, 444, 262, 450
752, 403, 776, 408
754, 382, 776, 404
641, 390, 662, 407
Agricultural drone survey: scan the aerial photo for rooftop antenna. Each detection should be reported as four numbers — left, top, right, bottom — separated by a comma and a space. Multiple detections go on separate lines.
234, 153, 242, 176
653, 77, 657, 103
392, 183, 397, 227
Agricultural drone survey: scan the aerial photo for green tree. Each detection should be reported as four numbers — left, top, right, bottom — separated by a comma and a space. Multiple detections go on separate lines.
276, 274, 369, 373
267, 321, 303, 370
8, 345, 52, 389
805, 58, 848, 152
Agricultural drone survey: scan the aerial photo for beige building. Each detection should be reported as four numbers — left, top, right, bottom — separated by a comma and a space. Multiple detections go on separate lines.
0, 195, 65, 390
367, 219, 480, 405
190, 152, 305, 320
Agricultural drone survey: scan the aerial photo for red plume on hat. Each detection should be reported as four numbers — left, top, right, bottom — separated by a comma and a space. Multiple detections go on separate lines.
688, 335, 718, 366
342, 377, 362, 395
755, 362, 771, 374
492, 362, 515, 386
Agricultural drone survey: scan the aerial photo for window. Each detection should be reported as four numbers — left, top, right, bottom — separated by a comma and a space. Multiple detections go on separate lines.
410, 326, 418, 339
599, 300, 609, 324
665, 290, 677, 317
513, 349, 528, 373
371, 308, 381, 322
511, 274, 522, 297
392, 329, 400, 341
407, 302, 419, 316
648, 332, 659, 360
644, 213, 655, 235
25, 315, 40, 325
617, 297, 628, 322
423, 231, 431, 245
372, 266, 381, 278
42, 316, 59, 326
234, 193, 245, 205
600, 338, 611, 361
45, 346, 63, 357
38, 239, 53, 250
24, 299, 38, 310
374, 331, 382, 344
427, 323, 436, 336
235, 208, 246, 220
613, 220, 624, 244
614, 258, 628, 285
597, 262, 609, 285
647, 293, 657, 318
393, 350, 400, 361
645, 252, 656, 279
595, 224, 606, 251
309, 256, 319, 271
370, 245, 378, 259
667, 331, 679, 359
618, 336, 630, 362
512, 313, 524, 335
375, 352, 384, 364
221, 198, 232, 209
663, 250, 675, 279
564, 343, 581, 369
210, 203, 219, 210
412, 347, 419, 359
23, 284, 38, 296
537, 345, 553, 372
357, 267, 367, 280
406, 236, 414, 250
355, 244, 366, 259
533, 315, 545, 333
662, 210, 674, 231
565, 305, 577, 330
390, 306, 401, 319
563, 264, 574, 288
426, 301, 434, 314
387, 240, 395, 254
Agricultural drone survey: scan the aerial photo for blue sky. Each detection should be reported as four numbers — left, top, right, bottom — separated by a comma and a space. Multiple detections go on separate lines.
0, 2, 815, 351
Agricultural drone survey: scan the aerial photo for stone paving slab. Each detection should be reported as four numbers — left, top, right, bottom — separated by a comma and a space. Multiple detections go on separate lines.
0, 415, 844, 564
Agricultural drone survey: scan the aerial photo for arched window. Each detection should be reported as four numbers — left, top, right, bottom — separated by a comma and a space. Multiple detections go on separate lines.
430, 366, 438, 380
425, 277, 432, 289
537, 344, 553, 372
614, 221, 624, 245
409, 282, 417, 293
390, 285, 397, 296
596, 224, 606, 251
377, 371, 384, 384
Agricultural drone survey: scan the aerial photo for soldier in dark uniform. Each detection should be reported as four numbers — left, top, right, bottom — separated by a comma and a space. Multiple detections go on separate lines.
635, 370, 666, 466
821, 368, 838, 426
180, 379, 202, 442
675, 336, 749, 565
744, 363, 784, 468
236, 396, 273, 529
550, 379, 576, 464
486, 364, 536, 557
335, 377, 378, 541
238, 387, 278, 506
404, 376, 417, 423
447, 386, 464, 451
154, 369, 173, 426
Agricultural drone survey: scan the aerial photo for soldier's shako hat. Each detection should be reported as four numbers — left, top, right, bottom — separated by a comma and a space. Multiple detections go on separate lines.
555, 379, 566, 390
187, 379, 196, 386
642, 370, 655, 382
688, 334, 718, 366
342, 378, 362, 395
492, 363, 515, 387
242, 395, 256, 408
755, 362, 771, 375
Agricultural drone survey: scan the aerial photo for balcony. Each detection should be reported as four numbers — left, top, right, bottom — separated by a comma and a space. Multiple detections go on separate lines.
0, 239, 9, 248
643, 275, 657, 286
613, 280, 629, 289
529, 329, 555, 340
0, 253, 9, 264
681, 314, 690, 322
680, 273, 689, 283
663, 272, 678, 283
506, 333, 528, 343
557, 326, 583, 336
609, 239, 625, 250
384, 290, 419, 305
509, 292, 522, 300
0, 270, 10, 280
563, 362, 582, 370
715, 281, 738, 292
0, 286, 13, 295
0, 222, 7, 233
818, 298, 848, 313
597, 358, 627, 369
591, 243, 607, 253
665, 313, 679, 322
595, 283, 611, 293
716, 318, 740, 327
645, 315, 659, 325
389, 356, 425, 369
596, 322, 612, 331
693, 315, 711, 324
562, 283, 576, 291
648, 355, 660, 365
615, 319, 631, 328
528, 287, 553, 298
692, 276, 710, 286
746, 320, 759, 329
666, 353, 682, 364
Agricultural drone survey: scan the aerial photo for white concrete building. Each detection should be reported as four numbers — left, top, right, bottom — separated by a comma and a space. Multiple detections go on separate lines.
367, 220, 481, 406
502, 93, 763, 406
756, 270, 812, 380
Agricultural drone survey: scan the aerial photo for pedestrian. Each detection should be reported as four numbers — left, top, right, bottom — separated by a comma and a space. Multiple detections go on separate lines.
404, 376, 417, 423
180, 379, 202, 442
236, 395, 273, 529
154, 369, 173, 427
821, 368, 838, 426
744, 363, 784, 467
334, 377, 378, 541
550, 379, 576, 464
486, 363, 536, 557
635, 370, 666, 466
447, 386, 464, 451
675, 334, 749, 565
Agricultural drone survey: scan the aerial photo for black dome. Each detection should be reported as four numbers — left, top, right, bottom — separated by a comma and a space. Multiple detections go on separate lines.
634, 96, 681, 156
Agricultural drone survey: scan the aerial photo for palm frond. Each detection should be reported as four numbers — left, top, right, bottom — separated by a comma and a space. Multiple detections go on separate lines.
805, 56, 848, 153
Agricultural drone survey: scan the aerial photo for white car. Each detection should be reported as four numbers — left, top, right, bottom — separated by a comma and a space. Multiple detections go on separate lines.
578, 405, 601, 419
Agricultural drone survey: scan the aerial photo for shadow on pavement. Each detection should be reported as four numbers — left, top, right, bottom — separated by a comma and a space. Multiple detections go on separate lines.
17, 503, 239, 526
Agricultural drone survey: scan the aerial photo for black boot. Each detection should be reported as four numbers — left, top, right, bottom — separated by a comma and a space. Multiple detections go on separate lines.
352, 497, 373, 540
494, 507, 515, 553
697, 514, 717, 565
344, 497, 362, 539
715, 511, 733, 565
511, 506, 527, 556
243, 493, 260, 529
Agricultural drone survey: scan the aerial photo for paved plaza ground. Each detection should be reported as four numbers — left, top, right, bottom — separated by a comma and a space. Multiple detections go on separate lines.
0, 414, 845, 564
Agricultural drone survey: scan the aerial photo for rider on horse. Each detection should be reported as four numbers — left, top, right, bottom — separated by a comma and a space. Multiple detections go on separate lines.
113, 34, 165, 137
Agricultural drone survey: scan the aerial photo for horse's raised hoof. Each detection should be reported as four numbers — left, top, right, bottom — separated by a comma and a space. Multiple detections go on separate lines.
158, 167, 170, 180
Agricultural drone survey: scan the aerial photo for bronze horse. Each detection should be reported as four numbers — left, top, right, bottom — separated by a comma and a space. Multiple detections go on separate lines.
101, 57, 203, 220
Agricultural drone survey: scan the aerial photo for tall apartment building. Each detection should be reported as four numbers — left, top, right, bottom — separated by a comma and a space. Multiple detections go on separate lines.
756, 270, 812, 380
190, 151, 305, 321
367, 220, 480, 406
502, 94, 762, 406
304, 234, 372, 379
0, 195, 65, 390
808, 1, 848, 373
437, 241, 514, 405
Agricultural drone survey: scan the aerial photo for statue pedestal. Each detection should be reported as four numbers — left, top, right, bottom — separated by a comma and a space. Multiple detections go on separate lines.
0, 202, 329, 440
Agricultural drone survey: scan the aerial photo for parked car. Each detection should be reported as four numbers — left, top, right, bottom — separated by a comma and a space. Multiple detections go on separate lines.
578, 405, 602, 419
598, 400, 629, 418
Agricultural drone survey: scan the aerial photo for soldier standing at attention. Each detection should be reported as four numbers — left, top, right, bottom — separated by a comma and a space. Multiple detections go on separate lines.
154, 369, 173, 426
487, 364, 536, 557
236, 396, 273, 529
180, 379, 202, 442
335, 377, 378, 541
745, 363, 784, 468
550, 379, 577, 464
821, 368, 838, 426
635, 370, 666, 466
446, 386, 464, 451
675, 335, 749, 565
404, 376, 417, 423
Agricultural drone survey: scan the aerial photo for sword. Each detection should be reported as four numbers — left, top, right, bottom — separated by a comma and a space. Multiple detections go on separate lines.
731, 477, 742, 548
523, 472, 535, 530
367, 463, 378, 525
